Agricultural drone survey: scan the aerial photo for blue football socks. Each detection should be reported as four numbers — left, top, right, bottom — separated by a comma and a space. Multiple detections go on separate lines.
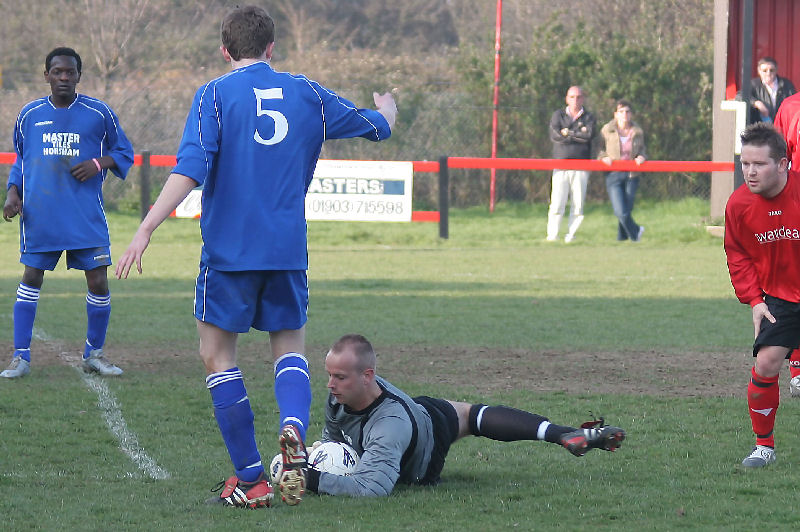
84, 292, 111, 359
13, 284, 39, 362
207, 368, 264, 482
274, 352, 312, 441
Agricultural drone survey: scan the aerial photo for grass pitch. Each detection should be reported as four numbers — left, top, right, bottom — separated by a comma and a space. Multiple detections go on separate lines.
0, 199, 790, 530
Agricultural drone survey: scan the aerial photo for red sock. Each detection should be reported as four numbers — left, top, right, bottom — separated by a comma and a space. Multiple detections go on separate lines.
747, 367, 779, 448
789, 350, 800, 378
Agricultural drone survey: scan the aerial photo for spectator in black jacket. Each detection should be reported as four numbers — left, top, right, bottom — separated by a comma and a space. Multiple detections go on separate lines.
546, 86, 596, 243
745, 57, 796, 124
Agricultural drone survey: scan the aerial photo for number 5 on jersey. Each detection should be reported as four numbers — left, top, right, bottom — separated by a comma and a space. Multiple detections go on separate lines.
254, 87, 288, 146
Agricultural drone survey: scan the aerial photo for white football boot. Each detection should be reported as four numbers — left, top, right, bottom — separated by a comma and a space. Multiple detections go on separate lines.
82, 349, 123, 376
741, 445, 776, 468
0, 356, 30, 379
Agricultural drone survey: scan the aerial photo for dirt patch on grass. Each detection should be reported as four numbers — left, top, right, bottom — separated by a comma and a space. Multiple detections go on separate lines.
6, 340, 755, 398
373, 345, 754, 398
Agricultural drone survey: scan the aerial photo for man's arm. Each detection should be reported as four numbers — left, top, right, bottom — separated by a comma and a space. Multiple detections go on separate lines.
3, 185, 21, 222
100, 105, 135, 179
5, 110, 26, 220
313, 81, 393, 142
548, 110, 568, 144
8, 111, 25, 196
115, 173, 199, 279
745, 80, 771, 117
373, 92, 397, 130
723, 200, 764, 306
635, 128, 647, 161
70, 155, 117, 183
311, 415, 411, 497
724, 209, 770, 340
781, 77, 797, 98
569, 112, 595, 144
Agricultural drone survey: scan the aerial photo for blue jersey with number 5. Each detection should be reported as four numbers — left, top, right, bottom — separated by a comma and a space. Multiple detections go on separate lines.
173, 61, 391, 271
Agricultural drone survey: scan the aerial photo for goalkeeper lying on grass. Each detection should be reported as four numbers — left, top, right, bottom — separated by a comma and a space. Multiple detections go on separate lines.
283, 334, 626, 498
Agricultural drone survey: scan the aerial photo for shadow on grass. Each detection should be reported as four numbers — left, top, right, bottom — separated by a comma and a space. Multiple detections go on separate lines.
0, 275, 743, 352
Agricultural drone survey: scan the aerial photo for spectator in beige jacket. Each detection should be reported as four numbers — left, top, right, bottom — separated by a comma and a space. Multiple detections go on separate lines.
598, 100, 646, 241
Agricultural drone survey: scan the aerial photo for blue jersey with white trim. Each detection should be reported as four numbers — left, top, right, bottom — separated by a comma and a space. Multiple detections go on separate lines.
7, 94, 134, 253
173, 62, 391, 271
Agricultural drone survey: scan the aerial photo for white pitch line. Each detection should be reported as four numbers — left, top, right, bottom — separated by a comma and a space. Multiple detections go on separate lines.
76, 361, 171, 480
31, 324, 170, 480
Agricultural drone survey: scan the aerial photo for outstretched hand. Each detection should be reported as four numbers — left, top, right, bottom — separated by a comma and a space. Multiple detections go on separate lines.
373, 91, 397, 129
115, 229, 152, 279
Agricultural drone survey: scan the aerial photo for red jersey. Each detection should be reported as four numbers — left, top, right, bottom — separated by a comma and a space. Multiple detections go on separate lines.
775, 92, 800, 164
724, 170, 800, 305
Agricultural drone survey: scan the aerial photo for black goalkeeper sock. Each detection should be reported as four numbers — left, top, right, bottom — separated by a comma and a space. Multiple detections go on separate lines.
468, 404, 576, 444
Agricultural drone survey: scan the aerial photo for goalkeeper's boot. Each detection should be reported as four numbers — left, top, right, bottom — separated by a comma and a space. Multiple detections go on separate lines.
278, 424, 307, 506
206, 472, 272, 508
561, 419, 625, 457
0, 355, 30, 379
82, 349, 123, 376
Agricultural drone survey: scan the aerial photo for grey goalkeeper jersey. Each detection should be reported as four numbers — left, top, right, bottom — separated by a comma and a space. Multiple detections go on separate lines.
317, 376, 434, 497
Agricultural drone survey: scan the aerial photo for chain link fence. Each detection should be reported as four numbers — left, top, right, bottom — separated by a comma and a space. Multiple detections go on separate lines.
0, 86, 712, 214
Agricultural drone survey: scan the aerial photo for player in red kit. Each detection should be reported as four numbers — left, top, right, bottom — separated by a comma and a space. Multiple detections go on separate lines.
772, 94, 800, 394
724, 122, 800, 467
774, 92, 800, 166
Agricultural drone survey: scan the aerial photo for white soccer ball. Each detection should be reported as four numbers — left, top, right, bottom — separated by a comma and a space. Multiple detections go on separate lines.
308, 441, 359, 476
269, 453, 283, 484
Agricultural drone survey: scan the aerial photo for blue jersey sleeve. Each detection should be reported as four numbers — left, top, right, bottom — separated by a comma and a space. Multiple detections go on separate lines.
173, 84, 219, 186
102, 104, 134, 179
8, 110, 24, 191
309, 81, 391, 142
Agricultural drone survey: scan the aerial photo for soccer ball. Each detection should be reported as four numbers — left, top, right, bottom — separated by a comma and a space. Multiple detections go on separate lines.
308, 441, 359, 476
269, 453, 283, 484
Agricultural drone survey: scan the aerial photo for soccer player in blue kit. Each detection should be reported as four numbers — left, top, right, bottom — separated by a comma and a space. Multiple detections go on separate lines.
115, 6, 396, 508
2, 47, 133, 379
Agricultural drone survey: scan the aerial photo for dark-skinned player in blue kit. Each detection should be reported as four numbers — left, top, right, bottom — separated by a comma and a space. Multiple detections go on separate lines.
115, 5, 396, 508
2, 47, 133, 379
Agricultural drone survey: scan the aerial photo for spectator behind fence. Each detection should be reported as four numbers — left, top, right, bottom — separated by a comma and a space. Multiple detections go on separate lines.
598, 100, 646, 242
741, 57, 796, 124
546, 86, 596, 243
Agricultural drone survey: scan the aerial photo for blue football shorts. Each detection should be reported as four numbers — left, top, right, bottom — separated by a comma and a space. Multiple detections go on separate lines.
194, 261, 308, 333
21, 246, 112, 271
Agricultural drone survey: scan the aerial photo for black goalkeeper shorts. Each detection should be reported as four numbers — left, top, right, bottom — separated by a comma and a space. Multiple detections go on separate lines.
413, 395, 459, 486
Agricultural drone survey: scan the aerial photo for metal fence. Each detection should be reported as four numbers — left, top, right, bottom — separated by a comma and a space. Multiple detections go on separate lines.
0, 87, 714, 212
